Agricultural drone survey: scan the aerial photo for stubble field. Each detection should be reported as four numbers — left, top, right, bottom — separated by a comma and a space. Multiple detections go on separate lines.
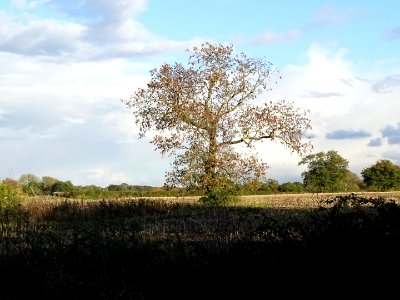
1, 191, 400, 299
120, 190, 400, 207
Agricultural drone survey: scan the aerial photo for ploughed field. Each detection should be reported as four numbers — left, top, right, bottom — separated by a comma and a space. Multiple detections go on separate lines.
1, 191, 400, 299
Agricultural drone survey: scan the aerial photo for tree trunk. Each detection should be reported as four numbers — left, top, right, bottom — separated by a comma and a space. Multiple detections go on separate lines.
204, 126, 218, 196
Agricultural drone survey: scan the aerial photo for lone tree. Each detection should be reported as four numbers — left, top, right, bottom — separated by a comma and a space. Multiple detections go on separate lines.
124, 42, 312, 204
299, 150, 361, 193
361, 159, 400, 191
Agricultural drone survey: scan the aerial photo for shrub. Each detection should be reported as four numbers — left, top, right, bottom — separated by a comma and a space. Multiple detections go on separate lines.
199, 178, 241, 206
0, 178, 23, 208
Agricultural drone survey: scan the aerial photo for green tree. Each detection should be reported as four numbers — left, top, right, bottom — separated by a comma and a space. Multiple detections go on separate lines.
279, 182, 304, 193
242, 180, 262, 193
341, 171, 362, 191
79, 185, 105, 199
18, 173, 42, 196
41, 176, 59, 195
259, 179, 280, 194
298, 150, 358, 193
18, 173, 40, 186
42, 176, 59, 186
361, 159, 400, 191
107, 184, 123, 192
51, 181, 77, 197
123, 42, 312, 204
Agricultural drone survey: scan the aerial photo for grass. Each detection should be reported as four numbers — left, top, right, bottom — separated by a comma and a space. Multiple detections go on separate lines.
1, 192, 400, 299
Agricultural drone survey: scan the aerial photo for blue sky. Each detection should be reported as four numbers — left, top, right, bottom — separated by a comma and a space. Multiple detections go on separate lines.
0, 0, 399, 187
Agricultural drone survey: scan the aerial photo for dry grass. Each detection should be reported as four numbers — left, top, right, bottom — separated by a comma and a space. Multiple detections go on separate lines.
22, 191, 400, 210
235, 191, 400, 208
100, 191, 400, 208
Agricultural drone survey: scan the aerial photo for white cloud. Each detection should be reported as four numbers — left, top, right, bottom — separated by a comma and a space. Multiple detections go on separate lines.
0, 13, 87, 58
28, 0, 51, 9
372, 74, 400, 94
11, 0, 27, 8
0, 107, 10, 119
258, 43, 400, 180
86, 166, 132, 187
0, 0, 203, 60
64, 117, 86, 124
367, 138, 383, 147
0, 46, 174, 186
302, 91, 344, 98
382, 123, 400, 145
50, 0, 147, 22
382, 151, 400, 165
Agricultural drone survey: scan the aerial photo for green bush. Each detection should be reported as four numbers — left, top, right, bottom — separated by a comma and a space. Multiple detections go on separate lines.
0, 179, 22, 209
199, 178, 241, 205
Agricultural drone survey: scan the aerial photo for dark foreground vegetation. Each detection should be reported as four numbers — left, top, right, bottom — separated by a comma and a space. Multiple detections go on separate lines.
1, 193, 400, 299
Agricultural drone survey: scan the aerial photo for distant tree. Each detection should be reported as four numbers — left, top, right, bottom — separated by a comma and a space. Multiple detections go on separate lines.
278, 182, 304, 193
41, 176, 59, 195
361, 159, 400, 191
107, 184, 122, 192
2, 178, 20, 190
51, 181, 77, 197
259, 179, 280, 194
119, 183, 130, 191
123, 42, 312, 204
298, 150, 358, 193
242, 180, 262, 193
18, 173, 42, 196
18, 173, 40, 186
42, 176, 58, 187
79, 185, 105, 199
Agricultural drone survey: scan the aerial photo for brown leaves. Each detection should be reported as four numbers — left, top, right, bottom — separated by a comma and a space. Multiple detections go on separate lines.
124, 42, 313, 191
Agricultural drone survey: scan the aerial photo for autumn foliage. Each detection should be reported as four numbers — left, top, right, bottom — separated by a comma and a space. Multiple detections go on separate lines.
124, 42, 312, 203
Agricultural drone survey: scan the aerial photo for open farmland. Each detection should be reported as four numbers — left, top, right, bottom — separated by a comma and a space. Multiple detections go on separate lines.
104, 191, 400, 208
234, 191, 400, 207
1, 191, 400, 299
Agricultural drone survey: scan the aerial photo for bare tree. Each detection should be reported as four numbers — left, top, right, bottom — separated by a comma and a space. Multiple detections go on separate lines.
123, 42, 312, 203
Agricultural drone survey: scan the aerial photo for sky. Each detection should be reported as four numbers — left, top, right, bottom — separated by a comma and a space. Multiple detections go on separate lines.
0, 0, 399, 187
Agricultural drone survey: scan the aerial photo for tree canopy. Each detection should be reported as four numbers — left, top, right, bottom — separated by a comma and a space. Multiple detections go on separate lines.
124, 42, 312, 203
299, 150, 360, 193
361, 159, 400, 191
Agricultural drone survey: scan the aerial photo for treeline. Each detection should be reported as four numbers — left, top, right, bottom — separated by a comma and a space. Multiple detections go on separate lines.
1, 173, 304, 202
0, 175, 185, 201
0, 175, 303, 201
1, 150, 400, 203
